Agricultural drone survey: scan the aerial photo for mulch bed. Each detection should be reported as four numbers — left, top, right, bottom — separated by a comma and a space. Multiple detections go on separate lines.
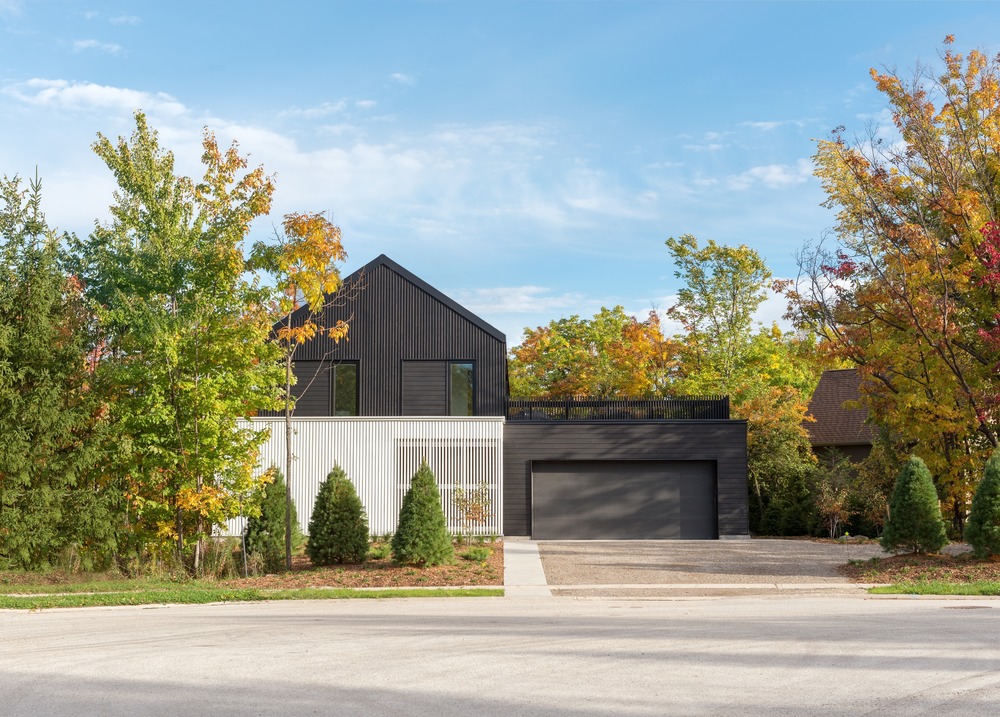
219, 541, 504, 590
839, 550, 1000, 583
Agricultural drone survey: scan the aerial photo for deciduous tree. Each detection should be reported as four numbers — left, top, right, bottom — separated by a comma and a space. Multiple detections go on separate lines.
787, 38, 1000, 529
509, 306, 675, 398
250, 212, 356, 569
72, 112, 283, 571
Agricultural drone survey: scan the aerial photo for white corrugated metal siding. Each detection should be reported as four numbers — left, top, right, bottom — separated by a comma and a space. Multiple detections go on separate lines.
226, 417, 504, 537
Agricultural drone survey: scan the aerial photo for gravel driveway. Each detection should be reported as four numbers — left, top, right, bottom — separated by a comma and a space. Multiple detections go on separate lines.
537, 539, 887, 587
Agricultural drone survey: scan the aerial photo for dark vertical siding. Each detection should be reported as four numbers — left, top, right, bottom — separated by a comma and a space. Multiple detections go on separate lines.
288, 258, 507, 416
402, 361, 448, 415
285, 360, 330, 417
502, 421, 749, 538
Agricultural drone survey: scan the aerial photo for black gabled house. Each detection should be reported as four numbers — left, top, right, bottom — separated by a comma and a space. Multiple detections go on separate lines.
282, 254, 508, 418
283, 254, 750, 539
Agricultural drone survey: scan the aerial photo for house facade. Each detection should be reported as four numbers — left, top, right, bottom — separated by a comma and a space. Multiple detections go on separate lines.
261, 254, 749, 539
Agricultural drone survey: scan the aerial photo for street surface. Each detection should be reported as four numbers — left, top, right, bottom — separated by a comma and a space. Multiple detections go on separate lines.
1, 595, 998, 716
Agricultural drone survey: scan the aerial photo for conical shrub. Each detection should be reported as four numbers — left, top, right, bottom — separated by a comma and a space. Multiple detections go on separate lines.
880, 455, 947, 554
307, 465, 369, 565
392, 459, 454, 566
966, 452, 1000, 558
244, 469, 303, 573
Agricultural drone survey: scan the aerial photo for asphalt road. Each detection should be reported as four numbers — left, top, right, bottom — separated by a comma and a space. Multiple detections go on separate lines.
2, 595, 998, 716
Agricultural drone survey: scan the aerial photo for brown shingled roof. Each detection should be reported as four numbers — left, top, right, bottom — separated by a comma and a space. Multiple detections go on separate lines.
805, 368, 875, 447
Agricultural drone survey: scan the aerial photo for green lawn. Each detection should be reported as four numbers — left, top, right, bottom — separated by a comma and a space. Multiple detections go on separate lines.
869, 581, 1000, 596
0, 583, 503, 610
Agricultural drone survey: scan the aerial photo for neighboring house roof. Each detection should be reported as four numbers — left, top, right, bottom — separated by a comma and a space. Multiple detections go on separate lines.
804, 368, 876, 447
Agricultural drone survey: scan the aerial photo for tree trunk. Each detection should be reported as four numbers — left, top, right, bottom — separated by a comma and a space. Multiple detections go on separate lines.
285, 354, 293, 571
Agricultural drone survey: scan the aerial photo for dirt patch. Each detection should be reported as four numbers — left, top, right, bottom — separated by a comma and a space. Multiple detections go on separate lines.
219, 542, 503, 590
0, 542, 503, 591
840, 550, 1000, 583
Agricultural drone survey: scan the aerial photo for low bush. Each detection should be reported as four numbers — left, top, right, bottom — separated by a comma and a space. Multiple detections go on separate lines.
459, 546, 492, 562
966, 451, 1000, 558
307, 465, 370, 565
392, 460, 454, 566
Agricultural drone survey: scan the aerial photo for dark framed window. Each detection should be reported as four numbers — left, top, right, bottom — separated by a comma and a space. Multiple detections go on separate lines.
332, 362, 359, 416
449, 362, 474, 416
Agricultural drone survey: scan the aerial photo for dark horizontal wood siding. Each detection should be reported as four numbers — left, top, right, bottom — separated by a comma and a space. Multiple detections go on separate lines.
285, 256, 507, 417
503, 421, 749, 538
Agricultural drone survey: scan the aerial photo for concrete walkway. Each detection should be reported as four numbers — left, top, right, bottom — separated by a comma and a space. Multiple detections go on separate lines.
503, 538, 551, 597
504, 538, 877, 597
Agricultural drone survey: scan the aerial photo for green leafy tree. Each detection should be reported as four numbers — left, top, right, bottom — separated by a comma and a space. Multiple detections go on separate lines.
250, 212, 354, 571
392, 460, 453, 566
307, 465, 369, 565
244, 469, 303, 573
881, 456, 948, 554
0, 175, 116, 570
666, 236, 825, 534
71, 112, 284, 571
965, 452, 1000, 558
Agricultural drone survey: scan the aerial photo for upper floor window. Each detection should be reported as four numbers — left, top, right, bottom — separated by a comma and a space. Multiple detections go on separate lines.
449, 362, 474, 416
332, 362, 358, 416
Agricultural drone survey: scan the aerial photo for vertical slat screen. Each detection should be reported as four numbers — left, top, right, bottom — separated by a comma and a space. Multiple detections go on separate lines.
225, 417, 504, 538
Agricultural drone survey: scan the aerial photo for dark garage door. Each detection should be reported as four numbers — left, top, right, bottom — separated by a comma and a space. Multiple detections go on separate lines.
531, 460, 717, 539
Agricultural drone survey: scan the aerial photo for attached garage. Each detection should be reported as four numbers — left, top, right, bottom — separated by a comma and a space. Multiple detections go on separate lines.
531, 460, 718, 540
503, 421, 748, 539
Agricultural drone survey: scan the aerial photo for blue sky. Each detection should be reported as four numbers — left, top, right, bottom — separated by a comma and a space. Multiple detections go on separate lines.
1, 1, 997, 344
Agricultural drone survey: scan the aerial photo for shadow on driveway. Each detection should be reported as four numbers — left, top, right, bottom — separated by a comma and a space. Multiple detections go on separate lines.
536, 539, 891, 585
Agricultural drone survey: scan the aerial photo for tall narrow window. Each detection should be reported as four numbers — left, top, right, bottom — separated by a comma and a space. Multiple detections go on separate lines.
332, 362, 359, 416
449, 362, 474, 416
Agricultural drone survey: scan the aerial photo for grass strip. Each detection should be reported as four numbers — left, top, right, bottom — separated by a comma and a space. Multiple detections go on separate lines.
0, 586, 503, 610
869, 581, 1000, 596
0, 579, 187, 595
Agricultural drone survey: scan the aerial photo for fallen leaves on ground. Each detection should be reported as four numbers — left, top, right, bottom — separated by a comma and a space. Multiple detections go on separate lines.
840, 550, 1000, 583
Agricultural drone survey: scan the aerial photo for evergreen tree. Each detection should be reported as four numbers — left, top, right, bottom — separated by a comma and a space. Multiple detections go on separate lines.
965, 452, 1000, 558
0, 175, 115, 570
244, 469, 302, 573
392, 460, 454, 566
880, 456, 948, 554
306, 465, 369, 565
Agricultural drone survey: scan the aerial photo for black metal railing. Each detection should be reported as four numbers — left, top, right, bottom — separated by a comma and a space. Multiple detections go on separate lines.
506, 395, 730, 421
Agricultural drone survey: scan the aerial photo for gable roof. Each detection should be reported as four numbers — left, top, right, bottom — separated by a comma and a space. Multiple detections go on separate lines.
804, 368, 876, 447
347, 254, 506, 343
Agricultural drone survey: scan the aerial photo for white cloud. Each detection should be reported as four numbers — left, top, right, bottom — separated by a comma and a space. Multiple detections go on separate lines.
0, 0, 20, 16
355, 99, 376, 109
73, 39, 123, 54
561, 166, 660, 219
727, 158, 812, 190
4, 79, 187, 116
279, 100, 347, 119
389, 72, 415, 85
683, 142, 724, 152
452, 286, 585, 315
110, 15, 141, 25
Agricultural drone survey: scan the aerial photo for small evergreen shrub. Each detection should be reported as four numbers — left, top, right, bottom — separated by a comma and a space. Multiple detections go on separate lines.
307, 465, 370, 565
244, 469, 303, 574
966, 452, 1000, 558
367, 541, 391, 561
392, 460, 454, 566
459, 546, 492, 562
880, 456, 948, 554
